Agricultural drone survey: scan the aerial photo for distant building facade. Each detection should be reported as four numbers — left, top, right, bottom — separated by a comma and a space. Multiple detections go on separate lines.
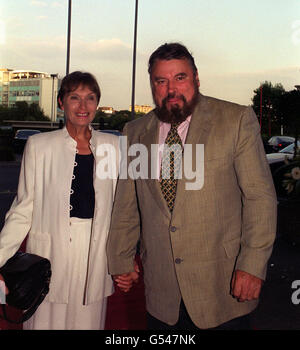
0, 69, 60, 121
98, 106, 114, 115
129, 104, 153, 114
0, 69, 13, 108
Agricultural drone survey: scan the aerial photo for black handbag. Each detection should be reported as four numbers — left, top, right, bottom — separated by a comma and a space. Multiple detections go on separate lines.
0, 251, 51, 324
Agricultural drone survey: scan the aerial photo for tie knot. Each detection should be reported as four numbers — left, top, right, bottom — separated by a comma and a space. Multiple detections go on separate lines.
170, 122, 181, 131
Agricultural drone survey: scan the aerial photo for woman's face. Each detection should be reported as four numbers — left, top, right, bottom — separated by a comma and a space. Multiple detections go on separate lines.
59, 84, 98, 129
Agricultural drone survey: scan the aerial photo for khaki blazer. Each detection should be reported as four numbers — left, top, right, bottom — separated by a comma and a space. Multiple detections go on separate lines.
0, 127, 119, 305
107, 94, 277, 329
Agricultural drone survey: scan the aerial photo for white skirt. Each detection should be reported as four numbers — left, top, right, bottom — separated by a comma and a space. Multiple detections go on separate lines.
23, 218, 107, 330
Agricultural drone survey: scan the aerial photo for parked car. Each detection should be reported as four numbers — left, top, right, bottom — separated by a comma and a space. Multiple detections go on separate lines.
99, 129, 121, 136
266, 141, 300, 175
13, 129, 41, 153
267, 136, 295, 153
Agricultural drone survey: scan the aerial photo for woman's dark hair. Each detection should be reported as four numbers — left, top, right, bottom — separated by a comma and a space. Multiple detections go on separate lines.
148, 42, 198, 75
57, 71, 101, 106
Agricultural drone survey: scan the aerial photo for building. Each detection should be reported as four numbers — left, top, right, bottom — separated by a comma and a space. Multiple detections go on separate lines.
0, 69, 13, 107
0, 69, 60, 121
98, 106, 114, 115
129, 104, 153, 114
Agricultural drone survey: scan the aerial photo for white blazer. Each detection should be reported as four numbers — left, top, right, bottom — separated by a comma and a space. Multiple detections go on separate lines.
0, 127, 119, 304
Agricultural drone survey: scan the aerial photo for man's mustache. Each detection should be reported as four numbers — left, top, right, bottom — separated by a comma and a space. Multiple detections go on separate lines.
163, 93, 186, 104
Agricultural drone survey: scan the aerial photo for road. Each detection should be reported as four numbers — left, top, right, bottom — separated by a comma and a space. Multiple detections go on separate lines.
0, 158, 299, 330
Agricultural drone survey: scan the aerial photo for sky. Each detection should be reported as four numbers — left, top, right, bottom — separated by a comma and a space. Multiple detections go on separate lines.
0, 0, 300, 111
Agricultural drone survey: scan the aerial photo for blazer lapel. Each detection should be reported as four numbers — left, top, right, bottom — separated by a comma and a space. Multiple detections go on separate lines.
173, 94, 214, 214
139, 114, 171, 220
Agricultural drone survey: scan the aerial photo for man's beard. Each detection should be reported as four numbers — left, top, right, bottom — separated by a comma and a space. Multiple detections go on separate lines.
154, 87, 199, 124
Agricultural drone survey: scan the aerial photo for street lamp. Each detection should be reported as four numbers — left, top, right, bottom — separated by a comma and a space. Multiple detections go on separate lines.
130, 0, 139, 121
66, 0, 72, 75
50, 74, 58, 128
63, 0, 72, 126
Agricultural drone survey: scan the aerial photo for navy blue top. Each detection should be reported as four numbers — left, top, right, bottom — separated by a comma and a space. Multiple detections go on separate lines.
70, 153, 95, 219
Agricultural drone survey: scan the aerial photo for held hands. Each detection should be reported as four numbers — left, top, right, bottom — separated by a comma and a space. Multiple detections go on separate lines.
231, 269, 263, 302
113, 261, 140, 293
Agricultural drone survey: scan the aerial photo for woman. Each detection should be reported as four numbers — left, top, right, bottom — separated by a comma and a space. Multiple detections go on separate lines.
0, 71, 119, 330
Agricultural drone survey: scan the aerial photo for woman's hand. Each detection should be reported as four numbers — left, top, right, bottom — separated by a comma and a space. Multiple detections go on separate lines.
113, 261, 140, 293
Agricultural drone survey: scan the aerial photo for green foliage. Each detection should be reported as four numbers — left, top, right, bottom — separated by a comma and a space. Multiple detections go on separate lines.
109, 111, 130, 131
278, 89, 300, 159
0, 102, 50, 125
252, 82, 300, 159
278, 90, 300, 138
273, 160, 300, 200
94, 110, 146, 131
252, 81, 286, 136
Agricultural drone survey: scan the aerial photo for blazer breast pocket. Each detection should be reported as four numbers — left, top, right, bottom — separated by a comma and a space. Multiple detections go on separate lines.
203, 156, 233, 189
204, 155, 232, 170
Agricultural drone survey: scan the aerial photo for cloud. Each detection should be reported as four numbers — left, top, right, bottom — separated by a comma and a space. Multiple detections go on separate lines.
3, 16, 23, 29
30, 0, 48, 7
4, 35, 296, 110
71, 38, 133, 62
207, 66, 299, 91
30, 0, 65, 9
8, 36, 133, 60
0, 20, 5, 45
201, 66, 299, 105
51, 1, 64, 9
1, 36, 140, 70
0, 37, 146, 109
1, 36, 65, 73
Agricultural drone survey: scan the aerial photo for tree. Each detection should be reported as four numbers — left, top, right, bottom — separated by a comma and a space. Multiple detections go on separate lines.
278, 89, 300, 159
252, 81, 286, 137
109, 111, 131, 131
92, 109, 146, 131
27, 103, 49, 121
93, 110, 108, 129
0, 101, 50, 124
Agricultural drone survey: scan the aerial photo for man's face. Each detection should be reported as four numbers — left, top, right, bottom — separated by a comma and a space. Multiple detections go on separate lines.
150, 58, 200, 123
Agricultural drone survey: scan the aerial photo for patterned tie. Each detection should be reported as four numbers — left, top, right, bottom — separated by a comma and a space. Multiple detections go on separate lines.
160, 122, 183, 212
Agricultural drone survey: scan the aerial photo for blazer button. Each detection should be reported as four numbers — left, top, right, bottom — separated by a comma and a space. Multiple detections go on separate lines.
170, 226, 177, 232
175, 258, 182, 264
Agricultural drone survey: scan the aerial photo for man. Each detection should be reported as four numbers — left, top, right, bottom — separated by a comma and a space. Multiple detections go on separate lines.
107, 43, 277, 330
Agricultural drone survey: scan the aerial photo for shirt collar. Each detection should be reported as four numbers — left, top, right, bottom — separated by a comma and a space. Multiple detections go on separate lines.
159, 114, 192, 128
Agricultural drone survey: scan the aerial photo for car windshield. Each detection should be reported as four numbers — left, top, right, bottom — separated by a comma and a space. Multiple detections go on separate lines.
100, 130, 121, 136
16, 130, 40, 138
279, 141, 300, 154
278, 136, 294, 142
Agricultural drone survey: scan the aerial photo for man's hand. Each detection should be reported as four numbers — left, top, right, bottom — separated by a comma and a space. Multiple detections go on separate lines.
113, 261, 140, 293
231, 270, 263, 302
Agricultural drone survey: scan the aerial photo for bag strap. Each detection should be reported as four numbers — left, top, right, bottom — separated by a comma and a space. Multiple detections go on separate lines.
1, 287, 48, 324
